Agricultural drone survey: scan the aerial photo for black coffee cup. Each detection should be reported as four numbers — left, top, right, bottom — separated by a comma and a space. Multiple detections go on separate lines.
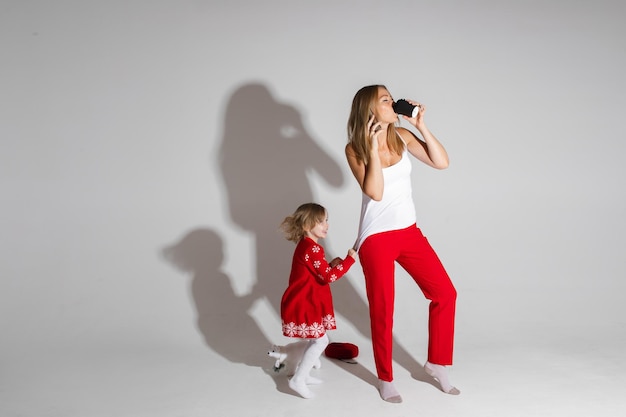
393, 99, 419, 118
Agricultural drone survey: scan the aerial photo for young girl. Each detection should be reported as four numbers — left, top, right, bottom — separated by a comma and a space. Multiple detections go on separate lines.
279, 203, 357, 399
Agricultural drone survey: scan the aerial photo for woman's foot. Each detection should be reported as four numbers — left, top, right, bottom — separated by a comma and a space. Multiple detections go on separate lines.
377, 379, 402, 403
424, 362, 460, 395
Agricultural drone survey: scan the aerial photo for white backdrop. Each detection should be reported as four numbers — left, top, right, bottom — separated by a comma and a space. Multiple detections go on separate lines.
2, 1, 625, 416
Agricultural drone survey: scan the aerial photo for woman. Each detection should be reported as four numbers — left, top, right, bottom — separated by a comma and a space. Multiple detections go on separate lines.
345, 85, 459, 403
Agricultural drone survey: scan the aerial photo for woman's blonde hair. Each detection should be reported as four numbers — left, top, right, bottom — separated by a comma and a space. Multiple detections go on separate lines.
280, 203, 327, 243
347, 84, 404, 163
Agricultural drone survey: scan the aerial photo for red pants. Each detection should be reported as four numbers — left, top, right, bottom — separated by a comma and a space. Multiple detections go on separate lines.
359, 224, 456, 382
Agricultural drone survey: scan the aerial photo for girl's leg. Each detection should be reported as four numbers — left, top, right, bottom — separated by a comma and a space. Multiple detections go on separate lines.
289, 334, 329, 399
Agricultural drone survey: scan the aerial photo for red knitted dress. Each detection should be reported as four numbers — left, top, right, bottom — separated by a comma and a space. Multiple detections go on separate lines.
280, 237, 355, 339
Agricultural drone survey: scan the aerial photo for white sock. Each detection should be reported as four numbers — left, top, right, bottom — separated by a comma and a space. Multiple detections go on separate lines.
289, 377, 314, 399
292, 342, 322, 371
377, 379, 402, 403
293, 340, 322, 368
424, 361, 460, 395
289, 335, 329, 399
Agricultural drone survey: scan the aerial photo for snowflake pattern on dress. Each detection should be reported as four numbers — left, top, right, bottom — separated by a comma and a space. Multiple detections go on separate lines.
283, 322, 298, 337
296, 323, 309, 337
322, 314, 336, 329
281, 319, 335, 338
309, 322, 325, 338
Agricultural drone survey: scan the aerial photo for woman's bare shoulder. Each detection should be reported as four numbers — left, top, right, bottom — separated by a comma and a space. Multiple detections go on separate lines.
396, 126, 419, 144
345, 142, 359, 159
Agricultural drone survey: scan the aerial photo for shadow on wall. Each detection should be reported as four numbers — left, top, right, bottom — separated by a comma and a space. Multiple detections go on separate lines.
218, 82, 343, 318
161, 228, 268, 366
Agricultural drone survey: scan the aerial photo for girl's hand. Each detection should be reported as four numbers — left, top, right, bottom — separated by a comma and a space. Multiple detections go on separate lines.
347, 248, 357, 259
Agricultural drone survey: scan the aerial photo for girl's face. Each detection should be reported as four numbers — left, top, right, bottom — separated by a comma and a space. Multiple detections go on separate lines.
371, 87, 398, 124
305, 215, 329, 243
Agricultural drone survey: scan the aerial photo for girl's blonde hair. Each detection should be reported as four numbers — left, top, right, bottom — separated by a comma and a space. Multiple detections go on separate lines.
280, 203, 327, 243
347, 84, 405, 163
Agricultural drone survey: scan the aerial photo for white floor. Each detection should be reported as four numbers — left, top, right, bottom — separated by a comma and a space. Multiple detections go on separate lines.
3, 296, 625, 417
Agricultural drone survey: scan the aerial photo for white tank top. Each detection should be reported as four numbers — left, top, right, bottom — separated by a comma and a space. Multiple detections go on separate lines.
354, 145, 416, 250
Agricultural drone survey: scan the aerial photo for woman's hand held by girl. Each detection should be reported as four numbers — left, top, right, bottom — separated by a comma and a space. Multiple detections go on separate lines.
329, 257, 342, 268
329, 249, 357, 267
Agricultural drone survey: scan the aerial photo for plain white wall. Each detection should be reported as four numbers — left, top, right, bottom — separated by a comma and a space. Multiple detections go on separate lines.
2, 0, 625, 401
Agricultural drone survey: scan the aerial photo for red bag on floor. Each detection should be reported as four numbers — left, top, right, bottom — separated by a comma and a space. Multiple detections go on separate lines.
324, 342, 359, 360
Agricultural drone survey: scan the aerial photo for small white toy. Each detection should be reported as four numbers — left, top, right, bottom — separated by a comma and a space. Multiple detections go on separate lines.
268, 341, 322, 373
